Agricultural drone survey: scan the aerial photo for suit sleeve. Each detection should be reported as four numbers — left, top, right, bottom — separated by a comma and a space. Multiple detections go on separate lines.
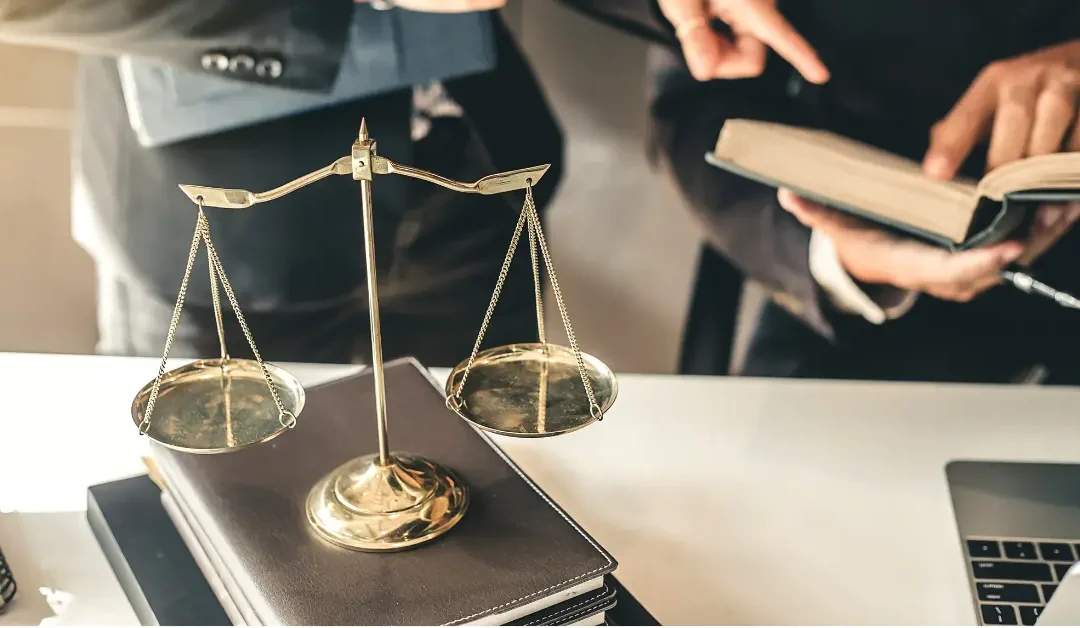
0, 0, 356, 92
646, 45, 853, 340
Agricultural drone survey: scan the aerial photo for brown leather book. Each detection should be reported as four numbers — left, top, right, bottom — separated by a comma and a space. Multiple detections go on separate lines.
150, 358, 616, 625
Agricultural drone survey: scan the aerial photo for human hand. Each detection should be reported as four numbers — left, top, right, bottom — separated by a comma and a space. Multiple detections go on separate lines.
656, 0, 829, 83
923, 40, 1080, 179
778, 189, 1025, 302
921, 41, 1080, 270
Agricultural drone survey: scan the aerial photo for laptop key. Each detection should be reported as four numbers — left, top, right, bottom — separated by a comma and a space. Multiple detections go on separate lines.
969, 540, 1003, 558
1043, 584, 1058, 601
981, 604, 1018, 625
1018, 606, 1043, 626
1004, 542, 1038, 560
1053, 563, 1074, 581
978, 583, 1040, 603
1039, 543, 1074, 562
973, 561, 1053, 582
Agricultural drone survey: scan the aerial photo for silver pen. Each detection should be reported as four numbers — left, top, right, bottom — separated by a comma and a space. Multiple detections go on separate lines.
1000, 267, 1080, 309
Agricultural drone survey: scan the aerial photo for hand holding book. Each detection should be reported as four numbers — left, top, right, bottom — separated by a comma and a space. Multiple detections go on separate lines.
657, 0, 829, 83
743, 40, 1080, 305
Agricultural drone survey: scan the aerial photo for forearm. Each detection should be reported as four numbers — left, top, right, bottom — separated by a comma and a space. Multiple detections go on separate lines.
0, 0, 355, 91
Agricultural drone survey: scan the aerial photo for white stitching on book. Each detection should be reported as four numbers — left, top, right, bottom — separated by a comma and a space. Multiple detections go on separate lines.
523, 589, 609, 626
415, 361, 617, 626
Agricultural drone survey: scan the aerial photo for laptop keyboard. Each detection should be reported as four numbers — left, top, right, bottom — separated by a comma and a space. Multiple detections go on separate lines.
966, 537, 1079, 625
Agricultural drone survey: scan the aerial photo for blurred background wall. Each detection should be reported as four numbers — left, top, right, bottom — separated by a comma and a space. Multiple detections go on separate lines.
0, 2, 759, 373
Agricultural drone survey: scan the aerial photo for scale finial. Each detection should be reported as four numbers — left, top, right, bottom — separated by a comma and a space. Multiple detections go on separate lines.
359, 118, 369, 141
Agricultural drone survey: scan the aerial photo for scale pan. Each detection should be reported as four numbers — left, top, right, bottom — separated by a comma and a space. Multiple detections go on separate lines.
445, 343, 617, 438
131, 358, 305, 454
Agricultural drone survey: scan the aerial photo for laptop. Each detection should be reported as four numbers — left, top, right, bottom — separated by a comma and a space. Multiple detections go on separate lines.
947, 461, 1080, 625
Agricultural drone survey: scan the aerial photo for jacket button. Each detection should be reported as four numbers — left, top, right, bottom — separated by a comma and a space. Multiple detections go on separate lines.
228, 54, 255, 73
200, 52, 229, 72
255, 57, 284, 79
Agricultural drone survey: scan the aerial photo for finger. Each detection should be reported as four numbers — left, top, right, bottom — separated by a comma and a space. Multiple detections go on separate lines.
913, 241, 1024, 297
727, 0, 829, 84
711, 32, 769, 79
778, 189, 832, 226
658, 0, 726, 81
680, 26, 735, 80
987, 79, 1040, 171
1027, 70, 1080, 156
924, 72, 999, 179
777, 189, 868, 242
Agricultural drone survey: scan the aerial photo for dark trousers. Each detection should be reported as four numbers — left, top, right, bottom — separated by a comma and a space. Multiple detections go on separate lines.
86, 15, 561, 368
742, 275, 1080, 386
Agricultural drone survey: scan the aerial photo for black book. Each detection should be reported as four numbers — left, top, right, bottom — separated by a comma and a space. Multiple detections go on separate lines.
86, 475, 652, 626
147, 358, 620, 625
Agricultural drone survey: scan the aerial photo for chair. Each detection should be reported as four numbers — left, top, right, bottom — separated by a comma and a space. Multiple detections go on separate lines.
677, 244, 745, 376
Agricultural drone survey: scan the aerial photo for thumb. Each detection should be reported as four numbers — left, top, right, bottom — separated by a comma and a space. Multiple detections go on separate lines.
927, 241, 1024, 287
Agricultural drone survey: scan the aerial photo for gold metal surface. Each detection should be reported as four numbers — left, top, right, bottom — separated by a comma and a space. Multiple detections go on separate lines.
143, 119, 596, 551
300, 120, 469, 551
179, 157, 352, 208
132, 358, 305, 454
306, 452, 468, 552
355, 121, 390, 466
445, 343, 617, 438
446, 183, 616, 437
135, 207, 302, 453
372, 156, 550, 194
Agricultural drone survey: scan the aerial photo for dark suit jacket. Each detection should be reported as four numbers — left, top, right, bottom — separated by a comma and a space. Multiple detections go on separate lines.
0, 0, 355, 91
0, 2, 563, 310
642, 0, 1080, 341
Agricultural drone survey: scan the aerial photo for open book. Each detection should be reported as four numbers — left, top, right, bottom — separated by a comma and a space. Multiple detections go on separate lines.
705, 119, 1080, 249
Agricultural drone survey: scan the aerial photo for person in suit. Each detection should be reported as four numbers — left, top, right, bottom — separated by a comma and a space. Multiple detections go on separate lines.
644, 0, 1080, 384
0, 0, 561, 367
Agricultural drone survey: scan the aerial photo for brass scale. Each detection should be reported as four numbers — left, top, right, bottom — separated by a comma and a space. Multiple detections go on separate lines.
130, 120, 618, 552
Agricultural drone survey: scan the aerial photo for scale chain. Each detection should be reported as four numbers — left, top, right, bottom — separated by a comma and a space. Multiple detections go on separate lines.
198, 208, 295, 429
523, 186, 602, 420
527, 193, 546, 345
448, 182, 601, 421
448, 193, 531, 409
208, 236, 229, 361
139, 210, 205, 435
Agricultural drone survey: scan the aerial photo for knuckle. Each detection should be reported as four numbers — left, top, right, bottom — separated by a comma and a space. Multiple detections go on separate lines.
1050, 65, 1080, 85
1000, 83, 1035, 108
1037, 86, 1075, 111
980, 61, 1008, 83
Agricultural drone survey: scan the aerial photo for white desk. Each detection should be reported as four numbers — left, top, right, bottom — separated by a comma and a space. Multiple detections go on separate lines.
4, 352, 1080, 625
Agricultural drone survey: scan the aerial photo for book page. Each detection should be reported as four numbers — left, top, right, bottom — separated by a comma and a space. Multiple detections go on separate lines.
711, 120, 979, 242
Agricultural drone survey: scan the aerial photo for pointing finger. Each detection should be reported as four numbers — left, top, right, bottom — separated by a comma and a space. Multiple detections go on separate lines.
734, 1, 829, 84
659, 0, 726, 81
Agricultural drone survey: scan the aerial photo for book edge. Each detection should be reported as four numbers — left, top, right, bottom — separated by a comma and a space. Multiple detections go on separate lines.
409, 357, 619, 625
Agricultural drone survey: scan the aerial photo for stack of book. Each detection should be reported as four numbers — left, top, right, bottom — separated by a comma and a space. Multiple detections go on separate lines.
89, 358, 634, 625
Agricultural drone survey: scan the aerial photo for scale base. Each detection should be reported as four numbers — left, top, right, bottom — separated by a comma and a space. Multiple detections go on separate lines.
305, 452, 468, 552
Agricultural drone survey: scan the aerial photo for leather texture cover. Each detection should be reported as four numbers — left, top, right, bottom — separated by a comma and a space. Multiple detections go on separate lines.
86, 475, 232, 626
149, 358, 617, 626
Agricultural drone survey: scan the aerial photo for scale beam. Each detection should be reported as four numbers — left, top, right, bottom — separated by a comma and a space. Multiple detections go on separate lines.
135, 118, 610, 554
179, 156, 550, 209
